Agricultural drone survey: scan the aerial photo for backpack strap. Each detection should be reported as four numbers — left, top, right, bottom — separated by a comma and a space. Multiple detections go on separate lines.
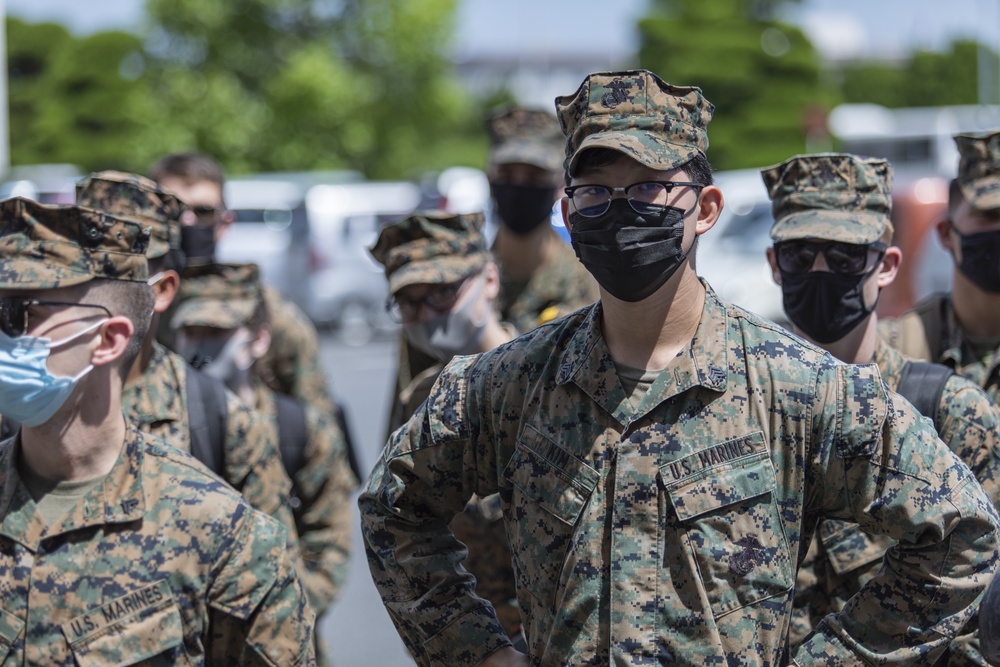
335, 403, 364, 484
896, 360, 954, 426
185, 367, 228, 475
273, 392, 309, 480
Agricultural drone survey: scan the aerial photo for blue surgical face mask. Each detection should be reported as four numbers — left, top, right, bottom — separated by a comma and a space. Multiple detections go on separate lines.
0, 319, 106, 427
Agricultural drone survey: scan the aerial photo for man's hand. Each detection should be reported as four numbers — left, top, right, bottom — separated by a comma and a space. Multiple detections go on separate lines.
476, 646, 529, 666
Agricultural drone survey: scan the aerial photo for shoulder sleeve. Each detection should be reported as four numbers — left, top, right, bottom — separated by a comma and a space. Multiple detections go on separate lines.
358, 352, 511, 667
797, 362, 1000, 664
936, 375, 1000, 511
207, 505, 317, 666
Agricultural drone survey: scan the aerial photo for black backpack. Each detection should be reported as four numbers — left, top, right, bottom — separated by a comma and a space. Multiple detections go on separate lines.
895, 360, 954, 425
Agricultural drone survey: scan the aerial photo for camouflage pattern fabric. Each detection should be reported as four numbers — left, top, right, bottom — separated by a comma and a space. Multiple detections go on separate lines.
172, 262, 263, 330
555, 69, 714, 175
762, 153, 894, 244
791, 337, 1000, 664
955, 130, 1000, 210
981, 570, 1000, 664
256, 284, 340, 418
0, 423, 315, 666
487, 107, 565, 172
122, 341, 301, 552
493, 227, 600, 333
251, 380, 357, 618
370, 210, 489, 294
882, 292, 1000, 403
76, 170, 185, 259
360, 284, 1000, 667
0, 197, 149, 288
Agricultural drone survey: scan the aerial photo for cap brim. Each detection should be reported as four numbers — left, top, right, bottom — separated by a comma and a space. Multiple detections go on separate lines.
172, 299, 255, 330
0, 259, 96, 290
567, 131, 700, 174
769, 210, 888, 244
959, 178, 1000, 210
388, 254, 486, 294
491, 142, 563, 172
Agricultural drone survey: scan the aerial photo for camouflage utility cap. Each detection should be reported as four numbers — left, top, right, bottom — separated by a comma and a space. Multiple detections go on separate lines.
763, 153, 894, 245
77, 170, 185, 259
955, 130, 1000, 210
0, 197, 150, 288
370, 210, 488, 294
556, 69, 714, 175
172, 262, 262, 330
488, 107, 565, 173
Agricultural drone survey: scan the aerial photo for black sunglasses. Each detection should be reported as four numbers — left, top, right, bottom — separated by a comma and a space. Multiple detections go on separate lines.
0, 298, 111, 338
774, 240, 887, 276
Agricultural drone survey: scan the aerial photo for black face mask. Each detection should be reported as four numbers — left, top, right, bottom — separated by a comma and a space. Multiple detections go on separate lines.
954, 226, 1000, 293
492, 183, 557, 235
569, 198, 689, 302
181, 225, 216, 266
780, 265, 879, 344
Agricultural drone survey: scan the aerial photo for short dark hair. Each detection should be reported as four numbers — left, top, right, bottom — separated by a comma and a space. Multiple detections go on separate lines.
567, 148, 714, 186
149, 152, 226, 189
80, 279, 155, 381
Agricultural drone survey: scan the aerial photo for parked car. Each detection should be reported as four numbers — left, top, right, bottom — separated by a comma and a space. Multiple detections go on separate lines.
0, 163, 82, 204
218, 174, 421, 345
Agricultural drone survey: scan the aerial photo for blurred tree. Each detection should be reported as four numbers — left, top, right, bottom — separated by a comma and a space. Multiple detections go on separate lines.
6, 18, 168, 172
840, 40, 993, 108
638, 0, 836, 171
144, 0, 486, 178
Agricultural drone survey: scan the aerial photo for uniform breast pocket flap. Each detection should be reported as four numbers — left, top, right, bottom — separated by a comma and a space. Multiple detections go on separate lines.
63, 580, 190, 667
0, 606, 24, 660
503, 425, 599, 526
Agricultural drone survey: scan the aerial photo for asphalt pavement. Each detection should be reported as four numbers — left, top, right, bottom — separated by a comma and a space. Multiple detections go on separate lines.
316, 331, 415, 666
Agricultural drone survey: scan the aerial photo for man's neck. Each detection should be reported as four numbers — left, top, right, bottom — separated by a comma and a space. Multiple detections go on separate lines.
599, 265, 706, 371
951, 269, 1000, 339
493, 225, 553, 281
19, 382, 127, 483
125, 323, 158, 388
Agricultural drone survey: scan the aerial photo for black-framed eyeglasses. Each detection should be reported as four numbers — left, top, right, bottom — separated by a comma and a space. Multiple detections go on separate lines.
190, 205, 222, 226
385, 273, 478, 323
564, 180, 704, 217
774, 240, 887, 276
0, 298, 112, 338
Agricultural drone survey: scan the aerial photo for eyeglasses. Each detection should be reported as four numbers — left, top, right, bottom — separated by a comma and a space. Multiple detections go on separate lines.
774, 240, 887, 275
189, 205, 224, 227
564, 180, 703, 217
0, 298, 112, 338
386, 274, 477, 323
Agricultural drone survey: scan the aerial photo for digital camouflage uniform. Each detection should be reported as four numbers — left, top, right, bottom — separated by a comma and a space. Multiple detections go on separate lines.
759, 155, 1000, 662
0, 197, 315, 665
76, 172, 301, 553
372, 212, 525, 637
359, 70, 1000, 667
171, 262, 357, 617
881, 131, 1000, 402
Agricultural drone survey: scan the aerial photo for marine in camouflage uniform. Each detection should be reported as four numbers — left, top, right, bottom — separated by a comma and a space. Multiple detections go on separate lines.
371, 211, 521, 638
359, 69, 1000, 667
760, 154, 1000, 663
76, 172, 302, 556
882, 131, 1000, 402
170, 262, 357, 619
0, 198, 315, 665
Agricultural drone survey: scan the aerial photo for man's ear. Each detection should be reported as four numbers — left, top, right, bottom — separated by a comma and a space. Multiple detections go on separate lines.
936, 217, 957, 256
249, 325, 271, 361
694, 185, 724, 236
215, 210, 236, 241
151, 270, 180, 314
765, 246, 782, 286
876, 246, 902, 289
91, 317, 134, 368
560, 196, 572, 233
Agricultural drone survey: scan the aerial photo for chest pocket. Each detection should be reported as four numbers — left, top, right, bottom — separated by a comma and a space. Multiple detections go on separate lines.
0, 606, 24, 661
62, 581, 192, 667
663, 436, 793, 618
502, 425, 598, 610
818, 518, 893, 577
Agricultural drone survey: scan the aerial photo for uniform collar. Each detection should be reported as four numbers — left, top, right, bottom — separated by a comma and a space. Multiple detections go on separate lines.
0, 421, 147, 551
123, 341, 187, 430
556, 283, 730, 426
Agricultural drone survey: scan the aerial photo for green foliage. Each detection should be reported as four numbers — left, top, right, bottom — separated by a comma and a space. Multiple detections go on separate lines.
840, 40, 991, 108
638, 0, 833, 171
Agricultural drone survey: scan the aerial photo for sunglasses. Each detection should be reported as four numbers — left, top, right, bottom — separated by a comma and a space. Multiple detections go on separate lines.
0, 298, 112, 338
774, 240, 887, 276
385, 272, 479, 323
